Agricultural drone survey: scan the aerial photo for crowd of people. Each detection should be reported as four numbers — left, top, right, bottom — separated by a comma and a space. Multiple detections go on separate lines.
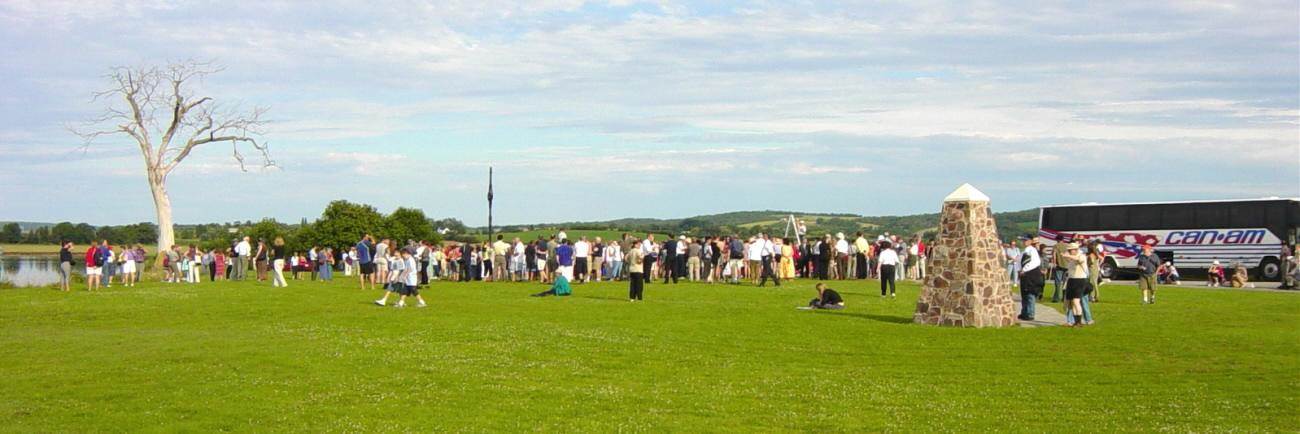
337, 231, 927, 304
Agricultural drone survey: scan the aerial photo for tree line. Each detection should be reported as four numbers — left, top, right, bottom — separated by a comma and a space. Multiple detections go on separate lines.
1, 222, 158, 246
1, 200, 460, 254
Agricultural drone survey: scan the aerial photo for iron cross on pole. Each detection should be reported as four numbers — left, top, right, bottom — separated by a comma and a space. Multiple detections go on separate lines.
487, 166, 494, 240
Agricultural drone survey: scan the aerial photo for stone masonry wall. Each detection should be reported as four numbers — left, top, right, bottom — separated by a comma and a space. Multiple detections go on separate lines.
913, 200, 1018, 328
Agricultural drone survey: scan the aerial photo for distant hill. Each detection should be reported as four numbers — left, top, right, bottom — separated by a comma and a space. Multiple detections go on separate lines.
488, 208, 1040, 241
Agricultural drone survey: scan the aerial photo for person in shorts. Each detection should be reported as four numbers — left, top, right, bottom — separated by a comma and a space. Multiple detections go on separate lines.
394, 250, 427, 308
356, 235, 376, 291
84, 241, 102, 291
1135, 243, 1160, 304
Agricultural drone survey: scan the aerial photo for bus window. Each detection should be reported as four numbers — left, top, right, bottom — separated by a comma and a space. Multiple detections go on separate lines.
1098, 207, 1128, 227
1066, 207, 1098, 230
1163, 205, 1194, 229
1196, 204, 1230, 228
1230, 203, 1266, 228
1131, 206, 1160, 229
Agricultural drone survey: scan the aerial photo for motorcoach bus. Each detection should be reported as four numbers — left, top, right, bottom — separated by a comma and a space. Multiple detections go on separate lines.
1037, 198, 1299, 281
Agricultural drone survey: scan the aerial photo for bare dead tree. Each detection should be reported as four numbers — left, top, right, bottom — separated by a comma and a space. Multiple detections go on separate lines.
72, 60, 272, 262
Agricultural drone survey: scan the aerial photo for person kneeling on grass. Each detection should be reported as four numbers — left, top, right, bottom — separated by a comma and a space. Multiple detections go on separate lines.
807, 283, 845, 310
531, 274, 572, 297
375, 250, 427, 308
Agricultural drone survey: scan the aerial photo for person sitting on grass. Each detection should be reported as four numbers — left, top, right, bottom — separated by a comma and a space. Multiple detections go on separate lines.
807, 283, 845, 310
1231, 263, 1250, 288
531, 274, 572, 297
1207, 261, 1225, 287
1158, 262, 1180, 285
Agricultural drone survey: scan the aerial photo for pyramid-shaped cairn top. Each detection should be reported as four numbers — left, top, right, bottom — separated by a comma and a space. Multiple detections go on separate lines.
943, 183, 990, 202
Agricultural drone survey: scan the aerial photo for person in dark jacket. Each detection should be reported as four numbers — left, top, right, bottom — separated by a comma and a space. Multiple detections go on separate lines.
58, 241, 75, 292
662, 237, 678, 284
808, 283, 844, 310
1017, 237, 1044, 321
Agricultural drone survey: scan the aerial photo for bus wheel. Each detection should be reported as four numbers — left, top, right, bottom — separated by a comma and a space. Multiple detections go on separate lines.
1100, 258, 1118, 280
1258, 257, 1280, 281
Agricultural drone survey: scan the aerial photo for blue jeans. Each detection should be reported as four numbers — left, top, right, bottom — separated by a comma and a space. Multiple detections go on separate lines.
1019, 289, 1037, 319
1051, 268, 1066, 302
1065, 296, 1093, 324
610, 261, 623, 279
319, 264, 332, 281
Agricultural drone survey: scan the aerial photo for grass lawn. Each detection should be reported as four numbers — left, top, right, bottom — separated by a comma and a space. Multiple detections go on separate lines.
1, 277, 1296, 432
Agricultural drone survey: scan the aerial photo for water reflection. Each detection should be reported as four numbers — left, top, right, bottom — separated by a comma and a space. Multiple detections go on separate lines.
0, 256, 77, 288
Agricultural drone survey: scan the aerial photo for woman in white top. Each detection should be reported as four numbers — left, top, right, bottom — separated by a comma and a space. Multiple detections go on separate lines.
877, 241, 900, 297
606, 242, 623, 281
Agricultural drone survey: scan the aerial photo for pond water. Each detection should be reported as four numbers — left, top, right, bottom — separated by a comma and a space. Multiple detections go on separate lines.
0, 255, 79, 287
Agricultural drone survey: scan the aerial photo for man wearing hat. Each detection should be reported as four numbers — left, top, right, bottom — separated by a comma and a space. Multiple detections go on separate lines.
1136, 243, 1161, 304
1017, 236, 1044, 321
1050, 234, 1074, 303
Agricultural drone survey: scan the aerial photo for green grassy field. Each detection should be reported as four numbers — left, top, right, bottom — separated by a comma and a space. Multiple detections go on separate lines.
1, 243, 156, 255
1, 277, 1296, 432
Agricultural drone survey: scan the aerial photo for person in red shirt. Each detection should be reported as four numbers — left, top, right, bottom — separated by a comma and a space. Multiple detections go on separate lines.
84, 241, 102, 291
915, 237, 927, 280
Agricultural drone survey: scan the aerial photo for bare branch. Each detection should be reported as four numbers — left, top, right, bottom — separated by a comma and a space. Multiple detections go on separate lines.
76, 59, 272, 176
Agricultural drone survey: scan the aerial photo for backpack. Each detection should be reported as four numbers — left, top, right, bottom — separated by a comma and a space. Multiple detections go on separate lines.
94, 249, 106, 266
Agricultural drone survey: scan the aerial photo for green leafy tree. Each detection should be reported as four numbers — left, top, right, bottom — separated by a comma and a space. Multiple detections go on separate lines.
24, 227, 51, 244
385, 207, 438, 244
0, 223, 20, 243
248, 218, 290, 245
310, 200, 387, 250
49, 222, 94, 244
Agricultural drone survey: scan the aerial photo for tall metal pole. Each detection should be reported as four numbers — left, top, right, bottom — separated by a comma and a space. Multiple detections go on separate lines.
487, 166, 494, 241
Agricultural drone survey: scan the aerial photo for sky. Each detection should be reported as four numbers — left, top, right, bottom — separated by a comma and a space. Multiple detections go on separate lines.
0, 0, 1297, 227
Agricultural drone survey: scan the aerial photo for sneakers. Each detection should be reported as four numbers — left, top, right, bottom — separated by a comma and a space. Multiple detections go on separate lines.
374, 300, 386, 306
417, 302, 427, 308
395, 302, 406, 308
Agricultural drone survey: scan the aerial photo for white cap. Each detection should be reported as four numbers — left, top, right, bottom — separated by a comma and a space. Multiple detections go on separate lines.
943, 183, 990, 202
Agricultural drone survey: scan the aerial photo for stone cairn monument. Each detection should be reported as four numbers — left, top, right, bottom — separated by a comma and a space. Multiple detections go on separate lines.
914, 184, 1018, 328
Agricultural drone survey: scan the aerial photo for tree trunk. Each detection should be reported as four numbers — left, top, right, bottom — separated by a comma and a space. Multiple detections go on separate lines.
148, 169, 175, 268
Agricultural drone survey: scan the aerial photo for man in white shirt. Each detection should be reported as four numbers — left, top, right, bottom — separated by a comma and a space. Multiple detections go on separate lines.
415, 243, 428, 284
877, 240, 899, 297
234, 236, 251, 280
640, 234, 656, 284
492, 235, 511, 282
746, 235, 765, 285
1017, 237, 1044, 321
758, 234, 781, 287
513, 238, 526, 281
834, 233, 850, 280
574, 237, 591, 282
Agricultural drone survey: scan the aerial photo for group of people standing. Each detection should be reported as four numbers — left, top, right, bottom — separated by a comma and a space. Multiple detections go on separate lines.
1016, 235, 1164, 328
57, 240, 146, 291
335, 230, 932, 305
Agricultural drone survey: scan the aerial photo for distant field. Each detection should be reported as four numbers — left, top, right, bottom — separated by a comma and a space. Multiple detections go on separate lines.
1, 244, 63, 254
490, 229, 672, 243
2, 244, 155, 255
